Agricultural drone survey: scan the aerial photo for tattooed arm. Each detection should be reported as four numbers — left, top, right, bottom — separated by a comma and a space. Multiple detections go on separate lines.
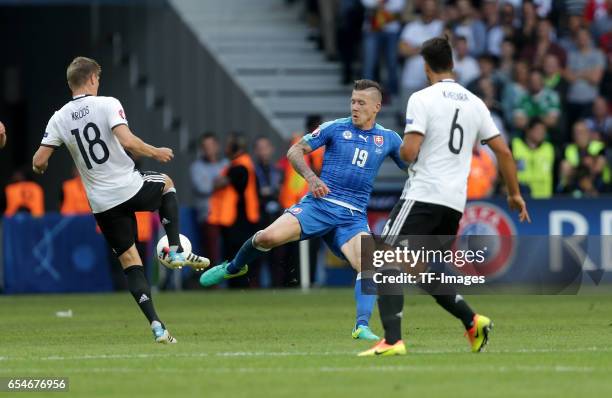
287, 138, 330, 198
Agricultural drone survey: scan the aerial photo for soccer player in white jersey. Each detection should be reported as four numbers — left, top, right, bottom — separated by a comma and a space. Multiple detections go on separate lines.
360, 37, 530, 356
32, 57, 209, 343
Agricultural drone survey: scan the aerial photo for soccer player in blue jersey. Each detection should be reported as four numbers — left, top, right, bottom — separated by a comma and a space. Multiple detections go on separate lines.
200, 79, 407, 340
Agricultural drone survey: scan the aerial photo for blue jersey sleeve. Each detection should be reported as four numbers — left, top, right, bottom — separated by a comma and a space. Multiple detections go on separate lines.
303, 120, 335, 151
389, 131, 408, 171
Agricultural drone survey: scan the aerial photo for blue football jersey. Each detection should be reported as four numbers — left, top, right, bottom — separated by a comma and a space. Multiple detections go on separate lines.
304, 117, 406, 213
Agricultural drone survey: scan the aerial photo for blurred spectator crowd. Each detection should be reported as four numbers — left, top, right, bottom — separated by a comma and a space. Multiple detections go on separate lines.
299, 0, 611, 197
186, 116, 325, 288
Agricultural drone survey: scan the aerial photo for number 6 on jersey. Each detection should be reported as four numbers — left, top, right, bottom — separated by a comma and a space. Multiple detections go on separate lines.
448, 108, 464, 155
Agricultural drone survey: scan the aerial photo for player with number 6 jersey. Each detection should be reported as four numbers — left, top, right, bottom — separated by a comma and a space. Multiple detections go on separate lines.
400, 78, 500, 213
360, 37, 530, 357
32, 56, 209, 344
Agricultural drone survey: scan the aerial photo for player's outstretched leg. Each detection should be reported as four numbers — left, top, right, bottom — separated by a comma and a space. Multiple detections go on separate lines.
200, 213, 301, 287
121, 247, 176, 343
341, 233, 379, 341
159, 175, 209, 270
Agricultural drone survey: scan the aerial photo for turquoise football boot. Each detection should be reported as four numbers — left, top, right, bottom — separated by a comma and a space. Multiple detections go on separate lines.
199, 261, 248, 287
352, 325, 380, 341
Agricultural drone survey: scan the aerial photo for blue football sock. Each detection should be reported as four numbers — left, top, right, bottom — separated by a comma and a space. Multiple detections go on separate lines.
354, 275, 377, 327
226, 234, 266, 274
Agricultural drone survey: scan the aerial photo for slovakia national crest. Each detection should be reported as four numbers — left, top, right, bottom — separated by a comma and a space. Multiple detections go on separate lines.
288, 206, 302, 215
343, 130, 353, 139
452, 202, 517, 279
374, 135, 384, 147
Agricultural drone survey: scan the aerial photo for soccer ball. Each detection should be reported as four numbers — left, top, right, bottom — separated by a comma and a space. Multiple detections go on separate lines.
156, 234, 192, 268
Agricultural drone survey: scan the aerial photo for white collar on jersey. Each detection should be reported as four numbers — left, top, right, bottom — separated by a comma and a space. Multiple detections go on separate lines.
71, 94, 91, 100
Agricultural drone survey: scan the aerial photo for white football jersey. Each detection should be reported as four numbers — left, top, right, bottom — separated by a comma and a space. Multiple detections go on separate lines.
402, 79, 500, 213
41, 95, 143, 213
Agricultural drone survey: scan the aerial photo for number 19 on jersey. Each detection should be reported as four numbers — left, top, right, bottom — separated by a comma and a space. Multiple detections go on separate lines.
351, 148, 368, 167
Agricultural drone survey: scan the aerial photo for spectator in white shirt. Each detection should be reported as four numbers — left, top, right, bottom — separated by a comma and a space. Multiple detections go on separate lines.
453, 0, 487, 56
398, 0, 443, 103
453, 35, 481, 86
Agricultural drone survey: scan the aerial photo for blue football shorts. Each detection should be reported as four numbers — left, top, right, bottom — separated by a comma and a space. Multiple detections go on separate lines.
285, 195, 370, 260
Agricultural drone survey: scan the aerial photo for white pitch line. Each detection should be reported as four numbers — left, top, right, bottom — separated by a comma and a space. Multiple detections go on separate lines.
40, 352, 210, 361
0, 365, 599, 374
22, 352, 349, 362
495, 347, 612, 354
215, 351, 317, 357
1, 346, 611, 362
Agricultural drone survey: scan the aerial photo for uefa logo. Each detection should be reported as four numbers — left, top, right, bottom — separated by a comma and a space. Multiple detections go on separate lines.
453, 202, 517, 279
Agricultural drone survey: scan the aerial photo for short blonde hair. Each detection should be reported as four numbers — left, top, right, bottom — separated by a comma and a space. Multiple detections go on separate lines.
66, 56, 101, 90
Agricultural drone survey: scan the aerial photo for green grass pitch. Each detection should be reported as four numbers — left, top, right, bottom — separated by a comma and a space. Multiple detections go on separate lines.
1, 290, 612, 397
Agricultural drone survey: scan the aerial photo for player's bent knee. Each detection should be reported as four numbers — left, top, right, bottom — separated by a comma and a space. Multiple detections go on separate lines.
117, 245, 142, 268
251, 231, 272, 252
254, 229, 279, 250
162, 174, 175, 192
